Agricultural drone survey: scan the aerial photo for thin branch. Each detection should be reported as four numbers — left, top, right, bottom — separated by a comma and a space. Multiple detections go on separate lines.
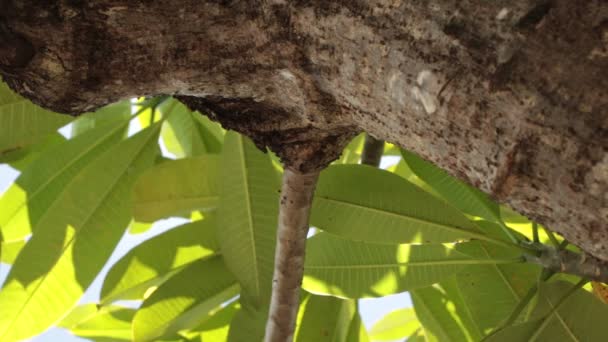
525, 247, 608, 283
265, 169, 320, 342
360, 134, 384, 167
532, 222, 539, 243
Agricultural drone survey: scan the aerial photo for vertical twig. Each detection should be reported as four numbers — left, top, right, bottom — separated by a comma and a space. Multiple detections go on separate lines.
360, 134, 384, 167
265, 169, 320, 342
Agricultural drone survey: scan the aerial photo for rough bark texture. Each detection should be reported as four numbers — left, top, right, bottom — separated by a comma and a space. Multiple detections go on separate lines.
1, 1, 607, 259
266, 169, 318, 342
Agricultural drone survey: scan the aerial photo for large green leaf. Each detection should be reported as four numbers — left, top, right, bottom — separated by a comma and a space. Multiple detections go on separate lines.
179, 301, 239, 342
59, 304, 135, 341
411, 279, 481, 342
454, 239, 540, 335
101, 218, 219, 304
133, 256, 239, 342
0, 123, 161, 341
159, 98, 222, 157
217, 131, 280, 307
369, 308, 420, 341
311, 165, 486, 244
303, 233, 481, 298
295, 292, 364, 342
0, 118, 131, 242
71, 100, 133, 137
0, 239, 25, 264
227, 305, 268, 342
487, 281, 608, 341
0, 81, 72, 158
132, 156, 220, 222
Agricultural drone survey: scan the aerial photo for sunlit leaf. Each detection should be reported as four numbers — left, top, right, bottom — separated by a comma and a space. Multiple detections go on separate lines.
132, 156, 220, 222
0, 81, 72, 158
159, 98, 222, 157
101, 218, 219, 304
60, 304, 135, 341
311, 165, 486, 244
303, 233, 476, 298
0, 239, 25, 264
369, 308, 419, 341
335, 134, 365, 164
180, 301, 239, 342
295, 292, 358, 342
71, 100, 132, 137
0, 123, 161, 341
454, 239, 540, 334
217, 131, 280, 307
0, 118, 130, 242
227, 306, 268, 342
133, 256, 239, 342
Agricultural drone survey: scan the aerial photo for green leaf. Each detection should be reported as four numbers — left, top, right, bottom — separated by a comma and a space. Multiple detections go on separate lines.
487, 281, 608, 341
295, 292, 358, 342
311, 165, 486, 244
0, 81, 72, 158
335, 134, 365, 164
60, 304, 135, 341
159, 99, 222, 157
132, 156, 220, 222
401, 150, 509, 238
0, 118, 131, 242
0, 133, 66, 168
71, 100, 133, 137
0, 239, 25, 264
303, 233, 475, 298
133, 256, 239, 342
454, 239, 540, 335
179, 301, 239, 342
369, 308, 419, 341
411, 279, 481, 342
346, 306, 370, 342
0, 123, 161, 341
217, 131, 280, 307
227, 306, 268, 342
101, 218, 219, 304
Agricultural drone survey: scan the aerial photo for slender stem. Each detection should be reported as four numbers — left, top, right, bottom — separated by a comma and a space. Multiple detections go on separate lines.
541, 225, 560, 247
524, 247, 608, 283
265, 169, 320, 342
360, 134, 384, 167
529, 279, 587, 342
532, 222, 539, 243
558, 239, 569, 250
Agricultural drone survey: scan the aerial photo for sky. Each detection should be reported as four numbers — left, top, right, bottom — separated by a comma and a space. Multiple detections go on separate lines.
0, 125, 412, 341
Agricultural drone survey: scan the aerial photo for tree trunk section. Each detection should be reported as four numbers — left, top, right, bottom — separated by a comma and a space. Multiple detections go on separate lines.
1, 1, 607, 259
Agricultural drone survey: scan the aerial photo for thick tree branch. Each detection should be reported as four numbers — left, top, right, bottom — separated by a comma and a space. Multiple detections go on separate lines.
265, 169, 319, 342
0, 1, 606, 260
360, 134, 384, 167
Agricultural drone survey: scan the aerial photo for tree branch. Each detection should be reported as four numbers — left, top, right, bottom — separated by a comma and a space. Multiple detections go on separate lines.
525, 247, 608, 283
360, 134, 384, 167
265, 169, 319, 342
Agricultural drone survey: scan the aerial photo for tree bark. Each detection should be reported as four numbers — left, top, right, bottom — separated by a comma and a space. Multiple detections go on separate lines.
1, 1, 607, 259
266, 169, 319, 342
361, 134, 384, 167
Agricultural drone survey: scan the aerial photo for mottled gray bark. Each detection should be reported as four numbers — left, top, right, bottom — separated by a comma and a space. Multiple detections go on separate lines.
266, 169, 319, 342
1, 1, 607, 259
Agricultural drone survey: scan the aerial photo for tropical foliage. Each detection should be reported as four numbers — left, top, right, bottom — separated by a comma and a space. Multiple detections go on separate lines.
0, 80, 606, 342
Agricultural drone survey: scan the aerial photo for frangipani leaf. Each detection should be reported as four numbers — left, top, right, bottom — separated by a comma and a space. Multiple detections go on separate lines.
60, 304, 135, 341
133, 256, 239, 342
0, 118, 131, 242
217, 131, 280, 307
0, 81, 72, 158
369, 308, 420, 341
132, 156, 220, 222
0, 123, 161, 341
303, 233, 479, 298
101, 218, 219, 304
311, 165, 486, 244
